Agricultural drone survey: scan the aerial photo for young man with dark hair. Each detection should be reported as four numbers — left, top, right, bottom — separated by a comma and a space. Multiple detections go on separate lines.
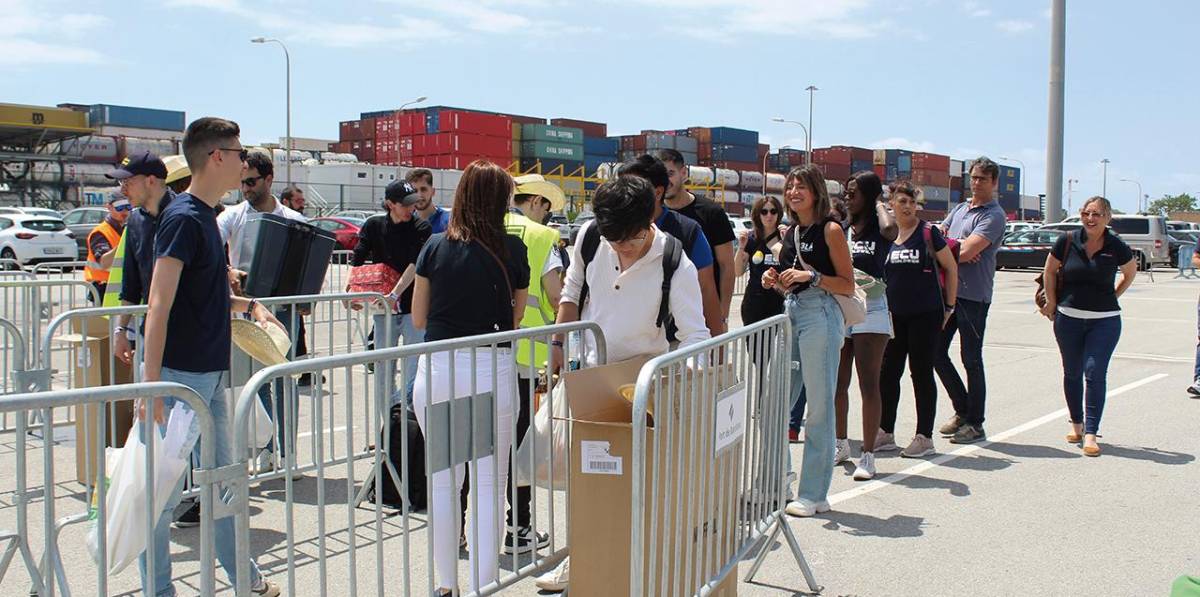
536, 175, 710, 592
141, 116, 280, 596
620, 154, 725, 336
280, 185, 305, 214
657, 149, 737, 328
935, 156, 1007, 445
408, 168, 448, 233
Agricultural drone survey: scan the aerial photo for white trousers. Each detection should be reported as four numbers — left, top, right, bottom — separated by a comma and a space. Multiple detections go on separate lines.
413, 348, 516, 592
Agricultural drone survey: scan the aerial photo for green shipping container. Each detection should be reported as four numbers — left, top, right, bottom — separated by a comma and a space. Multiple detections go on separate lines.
520, 141, 584, 161
520, 124, 584, 145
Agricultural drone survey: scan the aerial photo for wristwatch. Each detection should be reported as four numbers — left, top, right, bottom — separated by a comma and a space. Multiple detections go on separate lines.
810, 271, 823, 288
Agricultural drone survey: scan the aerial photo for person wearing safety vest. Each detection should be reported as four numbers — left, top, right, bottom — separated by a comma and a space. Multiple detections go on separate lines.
83, 194, 130, 303
501, 173, 565, 555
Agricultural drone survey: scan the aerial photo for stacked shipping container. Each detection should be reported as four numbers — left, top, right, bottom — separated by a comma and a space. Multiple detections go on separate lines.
337, 106, 520, 169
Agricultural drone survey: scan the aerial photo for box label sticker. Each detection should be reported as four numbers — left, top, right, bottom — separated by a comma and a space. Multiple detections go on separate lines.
714, 382, 748, 455
581, 440, 622, 475
77, 348, 92, 369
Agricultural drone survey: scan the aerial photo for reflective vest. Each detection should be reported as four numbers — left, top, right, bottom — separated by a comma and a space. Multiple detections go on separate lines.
504, 212, 560, 369
101, 231, 128, 307
84, 220, 122, 284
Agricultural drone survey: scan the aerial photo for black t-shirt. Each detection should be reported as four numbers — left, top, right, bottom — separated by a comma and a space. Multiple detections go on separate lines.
885, 221, 948, 316
847, 221, 889, 280
352, 214, 432, 313
742, 229, 784, 300
675, 194, 735, 296
1052, 229, 1134, 313
122, 190, 174, 306
416, 233, 531, 342
779, 218, 839, 293
154, 193, 230, 372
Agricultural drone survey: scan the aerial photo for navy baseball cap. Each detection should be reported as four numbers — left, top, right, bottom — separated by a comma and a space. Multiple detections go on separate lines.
106, 151, 169, 180
384, 180, 421, 206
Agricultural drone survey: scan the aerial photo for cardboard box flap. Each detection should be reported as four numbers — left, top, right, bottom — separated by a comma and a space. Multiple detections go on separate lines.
58, 315, 115, 342
561, 356, 651, 424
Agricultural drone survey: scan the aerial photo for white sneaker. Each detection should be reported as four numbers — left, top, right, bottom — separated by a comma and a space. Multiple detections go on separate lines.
256, 450, 274, 474
834, 438, 851, 465
852, 452, 876, 481
874, 430, 899, 452
534, 557, 569, 592
784, 498, 831, 518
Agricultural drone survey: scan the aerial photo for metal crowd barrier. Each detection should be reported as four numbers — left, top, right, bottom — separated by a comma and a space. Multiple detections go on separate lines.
0, 382, 228, 597
30, 262, 87, 282
629, 314, 819, 595
733, 272, 748, 297
229, 322, 606, 596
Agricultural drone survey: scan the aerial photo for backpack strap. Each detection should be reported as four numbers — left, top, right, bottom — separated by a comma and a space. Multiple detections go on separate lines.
577, 223, 602, 310
657, 235, 683, 328
922, 221, 943, 293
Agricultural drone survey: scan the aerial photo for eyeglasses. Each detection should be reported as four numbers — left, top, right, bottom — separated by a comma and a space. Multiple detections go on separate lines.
1080, 211, 1106, 219
209, 147, 249, 162
607, 234, 648, 250
970, 175, 990, 182
241, 175, 263, 187
760, 208, 779, 215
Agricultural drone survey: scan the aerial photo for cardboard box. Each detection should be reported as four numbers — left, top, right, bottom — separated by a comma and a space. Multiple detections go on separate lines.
566, 357, 741, 597
59, 316, 134, 485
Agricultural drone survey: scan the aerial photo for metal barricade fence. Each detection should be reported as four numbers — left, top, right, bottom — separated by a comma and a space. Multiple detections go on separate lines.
733, 272, 748, 297
0, 382, 231, 597
629, 314, 819, 596
30, 262, 87, 283
229, 322, 606, 596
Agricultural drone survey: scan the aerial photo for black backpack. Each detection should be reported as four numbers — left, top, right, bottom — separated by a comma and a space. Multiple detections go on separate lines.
577, 224, 683, 328
366, 404, 427, 511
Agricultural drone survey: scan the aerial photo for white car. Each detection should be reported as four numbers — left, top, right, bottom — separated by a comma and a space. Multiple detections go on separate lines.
20, 207, 63, 220
0, 214, 77, 267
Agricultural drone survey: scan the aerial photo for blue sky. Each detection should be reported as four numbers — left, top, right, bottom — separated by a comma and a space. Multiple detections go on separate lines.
4, 0, 1195, 213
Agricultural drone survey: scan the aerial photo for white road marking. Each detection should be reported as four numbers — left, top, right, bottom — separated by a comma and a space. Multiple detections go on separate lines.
979, 341, 1193, 364
296, 425, 350, 440
826, 373, 1169, 506
989, 308, 1190, 324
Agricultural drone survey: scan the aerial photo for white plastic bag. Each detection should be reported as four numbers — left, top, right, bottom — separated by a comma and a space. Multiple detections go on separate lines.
514, 381, 570, 490
250, 396, 274, 451
87, 404, 196, 574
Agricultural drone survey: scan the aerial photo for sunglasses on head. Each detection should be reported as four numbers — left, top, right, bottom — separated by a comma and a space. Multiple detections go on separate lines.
209, 147, 249, 162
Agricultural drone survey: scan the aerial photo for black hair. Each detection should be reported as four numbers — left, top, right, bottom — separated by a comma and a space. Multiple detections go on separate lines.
969, 156, 1000, 182
181, 117, 240, 171
245, 150, 274, 178
593, 176, 655, 242
655, 148, 687, 168
281, 185, 302, 201
847, 170, 883, 227
617, 154, 670, 194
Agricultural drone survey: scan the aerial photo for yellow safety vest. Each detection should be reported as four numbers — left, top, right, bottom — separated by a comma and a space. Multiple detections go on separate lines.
504, 212, 560, 369
84, 220, 122, 284
101, 231, 128, 308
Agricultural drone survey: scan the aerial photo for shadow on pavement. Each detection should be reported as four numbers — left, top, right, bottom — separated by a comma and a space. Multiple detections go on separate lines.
986, 441, 1082, 460
939, 453, 1016, 472
893, 473, 972, 497
818, 511, 926, 538
1102, 444, 1195, 465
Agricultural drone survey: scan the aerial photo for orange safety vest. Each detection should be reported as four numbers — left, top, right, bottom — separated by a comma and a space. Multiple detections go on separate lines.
84, 220, 122, 284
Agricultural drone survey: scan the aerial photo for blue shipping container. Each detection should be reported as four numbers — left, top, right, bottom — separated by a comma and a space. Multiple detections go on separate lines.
850, 160, 873, 174
999, 195, 1020, 212
709, 127, 759, 147
885, 149, 912, 166
584, 155, 613, 175
88, 104, 186, 132
710, 144, 757, 163
951, 189, 963, 203
896, 155, 912, 171
584, 137, 619, 156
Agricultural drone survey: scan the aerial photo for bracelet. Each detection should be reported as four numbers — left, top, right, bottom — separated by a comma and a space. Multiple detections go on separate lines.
550, 340, 564, 348
246, 298, 258, 315
811, 271, 823, 288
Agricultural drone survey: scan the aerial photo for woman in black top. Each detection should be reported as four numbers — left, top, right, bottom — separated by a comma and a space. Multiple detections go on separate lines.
879, 181, 958, 458
736, 195, 787, 324
1040, 196, 1136, 457
832, 171, 897, 480
411, 161, 530, 595
762, 164, 856, 517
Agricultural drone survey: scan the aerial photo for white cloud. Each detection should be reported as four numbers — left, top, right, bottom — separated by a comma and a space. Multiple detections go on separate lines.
962, 1, 991, 18
869, 137, 936, 153
0, 38, 105, 68
0, 0, 109, 68
996, 20, 1034, 34
635, 0, 884, 40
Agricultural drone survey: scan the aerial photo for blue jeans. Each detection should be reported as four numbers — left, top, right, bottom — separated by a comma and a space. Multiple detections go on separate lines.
1054, 313, 1121, 435
790, 387, 807, 431
785, 289, 845, 504
139, 367, 261, 596
372, 313, 424, 407
934, 298, 991, 427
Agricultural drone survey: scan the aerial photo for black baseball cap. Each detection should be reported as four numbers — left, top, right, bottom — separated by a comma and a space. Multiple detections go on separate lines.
106, 151, 169, 180
384, 180, 421, 206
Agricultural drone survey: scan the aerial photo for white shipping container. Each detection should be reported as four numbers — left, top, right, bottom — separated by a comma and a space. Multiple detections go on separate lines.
740, 192, 765, 206
713, 168, 739, 187
919, 185, 951, 203
712, 190, 740, 204
949, 159, 965, 176
279, 137, 338, 152
1020, 194, 1041, 210
765, 173, 786, 192
55, 135, 119, 163
96, 125, 183, 141
685, 166, 715, 186
27, 162, 113, 185
120, 137, 177, 160
738, 171, 764, 191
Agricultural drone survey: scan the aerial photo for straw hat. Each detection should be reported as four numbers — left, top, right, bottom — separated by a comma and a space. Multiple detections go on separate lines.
231, 318, 292, 366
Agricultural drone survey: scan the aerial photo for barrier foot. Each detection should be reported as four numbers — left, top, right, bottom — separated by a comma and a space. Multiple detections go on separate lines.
0, 531, 45, 595
745, 514, 822, 594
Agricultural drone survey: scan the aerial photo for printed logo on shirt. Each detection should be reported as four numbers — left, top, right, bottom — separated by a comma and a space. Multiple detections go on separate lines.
752, 251, 780, 266
888, 248, 923, 265
849, 240, 876, 256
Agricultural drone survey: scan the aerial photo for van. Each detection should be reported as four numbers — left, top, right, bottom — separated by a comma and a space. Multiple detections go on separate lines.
1046, 214, 1169, 270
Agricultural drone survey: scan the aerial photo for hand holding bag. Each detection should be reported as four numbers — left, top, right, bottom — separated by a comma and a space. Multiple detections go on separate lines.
347, 263, 401, 312
794, 224, 867, 327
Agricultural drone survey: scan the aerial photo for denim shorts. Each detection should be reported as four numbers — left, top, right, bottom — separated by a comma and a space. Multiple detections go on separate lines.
846, 293, 893, 338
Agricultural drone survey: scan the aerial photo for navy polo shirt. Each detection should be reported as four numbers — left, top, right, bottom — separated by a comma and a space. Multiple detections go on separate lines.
154, 192, 230, 372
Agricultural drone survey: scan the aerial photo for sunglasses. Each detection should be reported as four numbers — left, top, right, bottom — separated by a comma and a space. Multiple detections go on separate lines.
209, 147, 249, 162
113, 203, 132, 213
1080, 211, 1106, 219
760, 208, 779, 215
241, 175, 263, 187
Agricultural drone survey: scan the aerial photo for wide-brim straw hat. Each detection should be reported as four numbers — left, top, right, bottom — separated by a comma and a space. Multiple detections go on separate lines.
231, 318, 292, 366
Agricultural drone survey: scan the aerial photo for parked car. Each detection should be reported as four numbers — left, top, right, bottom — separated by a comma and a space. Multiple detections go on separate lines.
61, 207, 109, 260
310, 217, 364, 251
20, 207, 63, 219
1054, 214, 1169, 270
996, 229, 1066, 270
1168, 220, 1200, 232
0, 215, 77, 267
334, 210, 380, 220
1005, 221, 1040, 235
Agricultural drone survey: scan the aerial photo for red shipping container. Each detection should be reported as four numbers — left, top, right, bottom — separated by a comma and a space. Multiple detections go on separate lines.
829, 145, 872, 163
339, 120, 365, 142
435, 110, 512, 138
441, 133, 511, 157
360, 117, 376, 140
949, 176, 963, 190
818, 163, 852, 182
697, 143, 712, 162
911, 168, 950, 187
911, 152, 950, 171
758, 144, 770, 159
713, 161, 760, 172
873, 164, 887, 180
551, 118, 607, 138
812, 147, 852, 166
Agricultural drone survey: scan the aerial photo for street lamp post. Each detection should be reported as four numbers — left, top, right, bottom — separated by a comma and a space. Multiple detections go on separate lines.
251, 37, 291, 186
805, 85, 818, 158
392, 96, 428, 167
1100, 158, 1110, 198
1067, 178, 1078, 213
762, 145, 790, 193
999, 155, 1026, 197
1119, 178, 1143, 213
770, 118, 810, 166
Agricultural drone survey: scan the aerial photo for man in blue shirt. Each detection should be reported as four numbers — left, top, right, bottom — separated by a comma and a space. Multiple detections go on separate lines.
141, 117, 281, 597
409, 168, 450, 233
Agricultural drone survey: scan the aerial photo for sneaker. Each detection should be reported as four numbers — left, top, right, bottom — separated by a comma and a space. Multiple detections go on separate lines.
534, 557, 570, 592
834, 438, 851, 465
949, 424, 986, 445
900, 434, 935, 458
788, 428, 800, 443
875, 430, 899, 452
297, 373, 326, 387
1188, 380, 1200, 396
852, 452, 876, 481
503, 526, 550, 555
251, 579, 281, 597
173, 500, 200, 528
939, 415, 965, 437
783, 498, 831, 518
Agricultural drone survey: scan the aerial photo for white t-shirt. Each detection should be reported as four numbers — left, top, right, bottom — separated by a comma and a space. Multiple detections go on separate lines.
217, 198, 306, 269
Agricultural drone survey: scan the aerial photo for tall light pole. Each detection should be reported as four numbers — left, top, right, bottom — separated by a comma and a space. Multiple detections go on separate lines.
805, 85, 819, 157
1067, 178, 1078, 213
251, 37, 291, 186
1119, 178, 1143, 213
762, 145, 790, 193
1100, 158, 1110, 197
1043, 0, 1065, 223
999, 155, 1026, 197
392, 96, 427, 167
771, 118, 809, 165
